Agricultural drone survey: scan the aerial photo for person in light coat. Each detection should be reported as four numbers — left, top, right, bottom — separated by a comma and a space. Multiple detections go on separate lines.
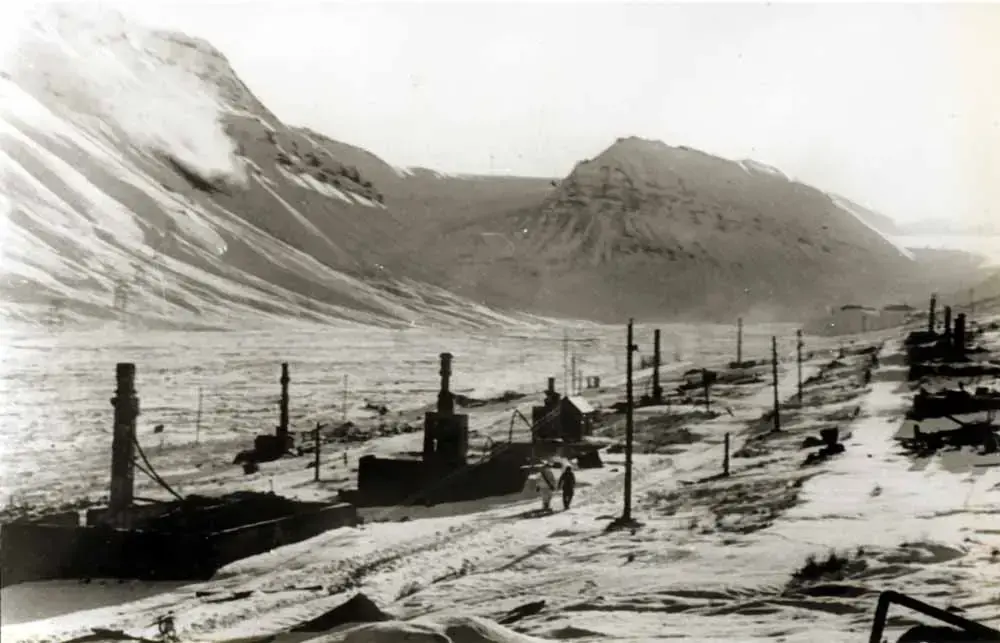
536, 462, 557, 511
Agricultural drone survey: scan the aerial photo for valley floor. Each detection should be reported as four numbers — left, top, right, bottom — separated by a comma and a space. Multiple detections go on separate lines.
2, 320, 1000, 643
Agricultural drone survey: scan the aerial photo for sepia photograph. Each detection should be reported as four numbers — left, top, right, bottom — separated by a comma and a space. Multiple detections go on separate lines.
1, 1, 999, 641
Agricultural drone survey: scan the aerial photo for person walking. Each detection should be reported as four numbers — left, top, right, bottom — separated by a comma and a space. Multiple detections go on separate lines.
536, 462, 557, 512
558, 464, 576, 510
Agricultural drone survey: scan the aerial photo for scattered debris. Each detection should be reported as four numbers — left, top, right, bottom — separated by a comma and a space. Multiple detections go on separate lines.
497, 600, 546, 625
801, 427, 846, 467
290, 592, 392, 632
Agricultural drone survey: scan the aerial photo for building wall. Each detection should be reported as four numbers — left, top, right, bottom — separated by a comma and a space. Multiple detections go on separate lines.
830, 308, 880, 334
880, 309, 911, 328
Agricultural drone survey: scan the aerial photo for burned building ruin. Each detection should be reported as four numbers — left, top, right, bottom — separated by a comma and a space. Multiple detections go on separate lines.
345, 353, 529, 507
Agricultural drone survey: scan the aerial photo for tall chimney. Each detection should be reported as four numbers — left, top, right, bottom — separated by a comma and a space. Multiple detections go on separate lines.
438, 352, 454, 416
928, 294, 937, 333
944, 306, 953, 339
547, 377, 555, 394
109, 362, 139, 527
652, 329, 663, 403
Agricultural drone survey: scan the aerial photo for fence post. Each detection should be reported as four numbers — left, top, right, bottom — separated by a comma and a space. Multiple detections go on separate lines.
723, 432, 730, 477
314, 422, 321, 482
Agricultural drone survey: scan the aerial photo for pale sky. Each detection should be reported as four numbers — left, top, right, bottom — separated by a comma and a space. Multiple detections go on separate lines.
42, 2, 1000, 225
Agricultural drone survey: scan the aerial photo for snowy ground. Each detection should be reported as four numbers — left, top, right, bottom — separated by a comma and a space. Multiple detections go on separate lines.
0, 320, 799, 509
2, 317, 999, 642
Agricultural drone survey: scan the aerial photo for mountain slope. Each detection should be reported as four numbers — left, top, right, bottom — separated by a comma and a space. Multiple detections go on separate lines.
1, 6, 978, 329
399, 136, 942, 323
0, 5, 542, 330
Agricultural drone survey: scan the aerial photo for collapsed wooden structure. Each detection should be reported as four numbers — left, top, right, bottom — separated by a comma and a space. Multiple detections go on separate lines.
0, 363, 358, 588
339, 353, 531, 507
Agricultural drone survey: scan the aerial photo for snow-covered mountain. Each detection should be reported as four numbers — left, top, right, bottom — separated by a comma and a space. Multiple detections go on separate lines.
0, 5, 548, 331
402, 136, 976, 323
1, 5, 981, 331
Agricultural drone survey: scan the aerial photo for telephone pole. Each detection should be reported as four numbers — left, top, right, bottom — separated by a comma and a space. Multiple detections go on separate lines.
195, 386, 203, 444
612, 318, 640, 530
342, 374, 349, 422
563, 329, 569, 395
736, 317, 743, 365
796, 329, 803, 406
771, 336, 781, 432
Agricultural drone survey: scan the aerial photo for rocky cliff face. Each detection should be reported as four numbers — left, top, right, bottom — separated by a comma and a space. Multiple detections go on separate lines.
404, 137, 942, 323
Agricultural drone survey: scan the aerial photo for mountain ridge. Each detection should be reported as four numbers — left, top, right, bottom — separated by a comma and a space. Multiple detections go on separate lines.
0, 6, 981, 329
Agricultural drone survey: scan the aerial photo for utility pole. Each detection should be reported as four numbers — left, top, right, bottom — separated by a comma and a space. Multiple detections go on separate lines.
652, 329, 663, 404
620, 318, 639, 525
278, 363, 290, 444
723, 433, 730, 477
563, 329, 569, 395
796, 330, 803, 406
571, 355, 577, 395
195, 386, 203, 444
736, 317, 743, 365
342, 374, 348, 423
703, 368, 712, 412
771, 336, 781, 432
314, 422, 321, 482
970, 288, 976, 318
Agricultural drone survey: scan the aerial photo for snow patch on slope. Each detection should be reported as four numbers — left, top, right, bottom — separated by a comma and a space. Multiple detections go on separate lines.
831, 195, 915, 260
4, 3, 245, 186
738, 158, 788, 180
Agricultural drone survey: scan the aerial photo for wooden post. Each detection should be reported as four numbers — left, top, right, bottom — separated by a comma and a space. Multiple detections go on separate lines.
109, 363, 139, 528
796, 330, 803, 407
195, 386, 203, 445
702, 368, 711, 412
736, 317, 743, 365
970, 288, 975, 317
314, 422, 321, 482
928, 293, 937, 333
563, 329, 569, 396
723, 432, 730, 477
623, 318, 638, 522
342, 374, 348, 423
771, 336, 781, 432
652, 328, 663, 403
278, 363, 290, 441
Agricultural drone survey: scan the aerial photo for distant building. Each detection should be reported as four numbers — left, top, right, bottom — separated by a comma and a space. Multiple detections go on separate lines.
532, 385, 596, 444
880, 303, 916, 328
831, 304, 880, 334
559, 396, 596, 443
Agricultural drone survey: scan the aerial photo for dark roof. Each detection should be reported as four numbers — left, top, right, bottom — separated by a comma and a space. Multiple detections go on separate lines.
882, 304, 915, 311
